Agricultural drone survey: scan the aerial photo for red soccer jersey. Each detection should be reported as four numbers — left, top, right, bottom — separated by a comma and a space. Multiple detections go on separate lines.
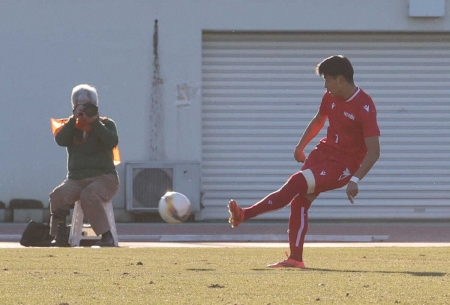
318, 88, 380, 165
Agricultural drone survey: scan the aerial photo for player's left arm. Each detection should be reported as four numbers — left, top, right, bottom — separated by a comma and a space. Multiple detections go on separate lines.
346, 136, 380, 204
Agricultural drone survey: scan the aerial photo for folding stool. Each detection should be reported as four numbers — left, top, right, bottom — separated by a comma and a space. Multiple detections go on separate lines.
68, 200, 118, 247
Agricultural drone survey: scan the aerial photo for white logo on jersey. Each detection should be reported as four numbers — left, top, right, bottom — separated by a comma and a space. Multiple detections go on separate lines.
320, 170, 326, 176
332, 103, 335, 109
338, 168, 351, 181
344, 111, 355, 120
268, 200, 273, 205
364, 105, 370, 112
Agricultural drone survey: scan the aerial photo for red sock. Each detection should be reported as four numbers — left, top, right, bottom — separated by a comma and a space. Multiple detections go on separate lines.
288, 195, 311, 262
243, 172, 308, 221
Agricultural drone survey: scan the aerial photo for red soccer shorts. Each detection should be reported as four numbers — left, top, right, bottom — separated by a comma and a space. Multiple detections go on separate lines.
300, 146, 358, 195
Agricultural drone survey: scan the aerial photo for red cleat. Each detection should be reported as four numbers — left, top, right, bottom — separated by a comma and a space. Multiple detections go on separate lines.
267, 252, 306, 269
227, 199, 244, 228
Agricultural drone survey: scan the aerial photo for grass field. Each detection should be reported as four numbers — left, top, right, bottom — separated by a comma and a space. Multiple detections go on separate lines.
0, 246, 449, 304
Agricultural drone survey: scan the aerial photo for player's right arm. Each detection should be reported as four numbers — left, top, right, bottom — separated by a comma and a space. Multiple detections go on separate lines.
294, 110, 327, 162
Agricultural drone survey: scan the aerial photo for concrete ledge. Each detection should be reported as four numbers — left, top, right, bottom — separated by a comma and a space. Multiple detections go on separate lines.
118, 234, 389, 242
10, 199, 44, 223
0, 234, 389, 243
13, 209, 44, 223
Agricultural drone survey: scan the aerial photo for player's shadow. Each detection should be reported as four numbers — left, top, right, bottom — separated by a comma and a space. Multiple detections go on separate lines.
252, 267, 445, 277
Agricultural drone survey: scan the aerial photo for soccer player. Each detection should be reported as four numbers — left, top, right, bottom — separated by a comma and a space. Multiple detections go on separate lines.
228, 55, 380, 268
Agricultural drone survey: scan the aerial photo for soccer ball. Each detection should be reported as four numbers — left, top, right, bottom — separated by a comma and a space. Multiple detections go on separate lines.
158, 191, 191, 224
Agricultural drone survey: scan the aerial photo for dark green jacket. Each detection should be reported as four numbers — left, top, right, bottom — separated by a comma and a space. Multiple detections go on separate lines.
55, 117, 118, 180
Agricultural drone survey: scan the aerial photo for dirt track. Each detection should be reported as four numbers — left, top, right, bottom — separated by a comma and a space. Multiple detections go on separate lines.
1, 220, 450, 248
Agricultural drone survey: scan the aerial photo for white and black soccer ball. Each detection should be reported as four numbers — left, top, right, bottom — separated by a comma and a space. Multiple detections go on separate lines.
158, 191, 191, 224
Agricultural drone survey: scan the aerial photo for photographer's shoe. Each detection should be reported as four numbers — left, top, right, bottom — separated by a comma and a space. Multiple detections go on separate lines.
95, 230, 115, 247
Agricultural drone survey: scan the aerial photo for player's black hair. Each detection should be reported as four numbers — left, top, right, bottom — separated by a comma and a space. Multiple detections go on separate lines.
315, 55, 354, 84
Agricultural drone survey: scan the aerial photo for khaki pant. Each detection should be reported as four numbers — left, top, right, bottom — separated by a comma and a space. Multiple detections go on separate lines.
49, 174, 119, 236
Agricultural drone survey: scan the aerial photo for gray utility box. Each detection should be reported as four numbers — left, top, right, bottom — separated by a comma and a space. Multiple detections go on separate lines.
125, 162, 201, 216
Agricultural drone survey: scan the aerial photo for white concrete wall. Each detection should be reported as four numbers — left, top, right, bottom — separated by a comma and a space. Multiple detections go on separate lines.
0, 0, 449, 214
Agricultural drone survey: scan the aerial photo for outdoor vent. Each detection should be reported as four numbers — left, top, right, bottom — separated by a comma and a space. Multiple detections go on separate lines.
125, 162, 201, 213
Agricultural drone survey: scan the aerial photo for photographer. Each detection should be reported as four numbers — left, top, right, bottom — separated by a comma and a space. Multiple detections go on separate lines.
49, 84, 119, 247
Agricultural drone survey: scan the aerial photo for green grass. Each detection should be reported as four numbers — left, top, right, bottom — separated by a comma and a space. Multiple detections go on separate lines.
0, 247, 449, 304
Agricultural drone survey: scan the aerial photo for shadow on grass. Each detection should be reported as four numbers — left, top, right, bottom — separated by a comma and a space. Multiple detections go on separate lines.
308, 268, 446, 277
186, 268, 216, 271
251, 267, 446, 277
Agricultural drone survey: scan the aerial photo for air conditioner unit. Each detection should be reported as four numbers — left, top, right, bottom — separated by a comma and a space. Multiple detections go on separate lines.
125, 162, 201, 216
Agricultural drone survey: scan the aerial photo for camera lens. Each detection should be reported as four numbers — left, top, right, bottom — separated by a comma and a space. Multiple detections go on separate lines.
83, 103, 98, 117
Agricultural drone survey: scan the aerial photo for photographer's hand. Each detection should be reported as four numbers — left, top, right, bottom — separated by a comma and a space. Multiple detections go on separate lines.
73, 104, 84, 120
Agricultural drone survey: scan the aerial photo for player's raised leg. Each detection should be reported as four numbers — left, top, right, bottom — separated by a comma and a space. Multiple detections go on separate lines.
228, 170, 313, 228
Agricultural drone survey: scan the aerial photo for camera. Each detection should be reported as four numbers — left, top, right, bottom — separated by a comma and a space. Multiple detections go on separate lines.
81, 103, 98, 117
